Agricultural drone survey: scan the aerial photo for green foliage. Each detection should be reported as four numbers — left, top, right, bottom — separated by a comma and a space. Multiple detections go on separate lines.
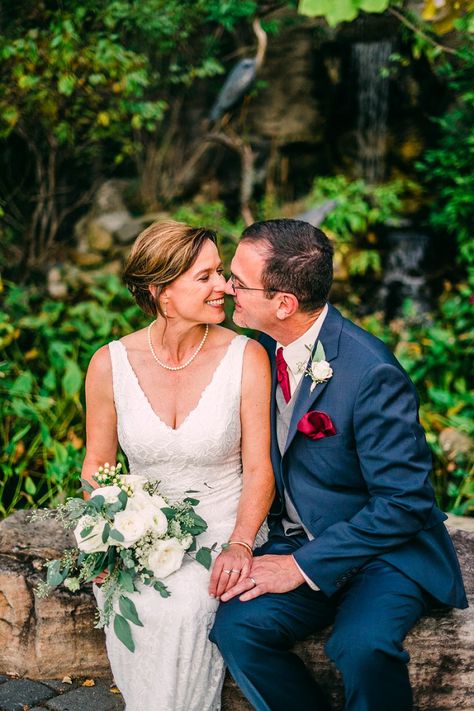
0, 1, 257, 150
0, 275, 146, 515
298, 0, 390, 26
0, 0, 261, 265
309, 175, 411, 276
358, 287, 474, 514
417, 29, 474, 288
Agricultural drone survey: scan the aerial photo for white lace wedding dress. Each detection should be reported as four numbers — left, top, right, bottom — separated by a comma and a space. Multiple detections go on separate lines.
95, 334, 255, 711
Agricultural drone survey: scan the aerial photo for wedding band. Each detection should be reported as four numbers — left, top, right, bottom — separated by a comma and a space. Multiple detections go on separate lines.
231, 569, 241, 573
249, 576, 257, 587
223, 569, 232, 575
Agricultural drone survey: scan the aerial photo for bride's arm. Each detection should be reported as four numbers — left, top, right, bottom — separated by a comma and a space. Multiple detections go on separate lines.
81, 345, 118, 498
209, 339, 275, 598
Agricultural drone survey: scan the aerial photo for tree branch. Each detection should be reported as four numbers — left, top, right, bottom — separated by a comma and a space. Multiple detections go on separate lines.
388, 7, 458, 57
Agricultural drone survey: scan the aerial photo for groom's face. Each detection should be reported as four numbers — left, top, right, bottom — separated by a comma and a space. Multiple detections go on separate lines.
226, 241, 275, 331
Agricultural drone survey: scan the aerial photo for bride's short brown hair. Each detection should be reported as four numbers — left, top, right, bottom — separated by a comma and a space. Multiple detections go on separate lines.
123, 220, 217, 317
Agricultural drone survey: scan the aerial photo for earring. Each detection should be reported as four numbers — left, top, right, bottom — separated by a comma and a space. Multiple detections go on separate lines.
163, 303, 168, 317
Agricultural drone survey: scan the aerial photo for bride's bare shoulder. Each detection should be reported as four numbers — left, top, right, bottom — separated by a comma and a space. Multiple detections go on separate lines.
118, 327, 148, 353
87, 328, 147, 374
211, 324, 248, 345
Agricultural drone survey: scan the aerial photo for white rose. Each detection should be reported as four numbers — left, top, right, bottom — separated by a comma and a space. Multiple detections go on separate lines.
74, 516, 108, 553
91, 485, 121, 504
310, 360, 333, 382
146, 538, 185, 579
125, 492, 169, 537
112, 509, 149, 548
148, 509, 168, 536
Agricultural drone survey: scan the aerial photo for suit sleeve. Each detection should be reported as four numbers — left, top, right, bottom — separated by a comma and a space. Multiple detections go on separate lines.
292, 362, 437, 596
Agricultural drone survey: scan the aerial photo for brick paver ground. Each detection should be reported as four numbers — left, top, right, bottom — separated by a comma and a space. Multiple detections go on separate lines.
0, 676, 124, 711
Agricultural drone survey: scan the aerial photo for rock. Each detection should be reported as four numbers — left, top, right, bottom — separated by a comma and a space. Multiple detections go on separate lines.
439, 428, 473, 460
87, 220, 113, 253
0, 511, 472, 710
72, 251, 104, 268
115, 217, 143, 245
0, 511, 109, 679
47, 267, 68, 300
92, 180, 129, 215
94, 211, 131, 236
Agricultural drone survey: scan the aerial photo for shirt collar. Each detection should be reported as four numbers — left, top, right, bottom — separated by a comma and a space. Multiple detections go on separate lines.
276, 303, 329, 378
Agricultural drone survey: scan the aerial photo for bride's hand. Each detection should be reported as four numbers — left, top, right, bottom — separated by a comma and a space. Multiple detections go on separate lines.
209, 547, 252, 599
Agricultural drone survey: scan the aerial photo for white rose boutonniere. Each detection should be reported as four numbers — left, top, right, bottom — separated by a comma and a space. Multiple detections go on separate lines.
300, 341, 333, 392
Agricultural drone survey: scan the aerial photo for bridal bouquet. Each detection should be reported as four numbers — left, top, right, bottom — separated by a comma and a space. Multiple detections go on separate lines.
34, 463, 214, 652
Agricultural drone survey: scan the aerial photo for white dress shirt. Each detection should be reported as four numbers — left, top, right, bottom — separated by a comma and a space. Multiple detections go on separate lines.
275, 304, 328, 590
276, 303, 328, 398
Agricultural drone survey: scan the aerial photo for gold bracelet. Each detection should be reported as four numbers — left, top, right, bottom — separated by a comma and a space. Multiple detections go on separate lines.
227, 540, 253, 555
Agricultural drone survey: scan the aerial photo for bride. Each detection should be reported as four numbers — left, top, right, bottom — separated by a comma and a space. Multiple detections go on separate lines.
82, 220, 275, 710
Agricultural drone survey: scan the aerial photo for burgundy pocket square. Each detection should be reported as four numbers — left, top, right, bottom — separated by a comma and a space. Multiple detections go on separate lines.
297, 411, 336, 440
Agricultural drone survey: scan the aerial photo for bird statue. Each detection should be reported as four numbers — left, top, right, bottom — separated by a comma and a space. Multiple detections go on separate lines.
209, 18, 267, 123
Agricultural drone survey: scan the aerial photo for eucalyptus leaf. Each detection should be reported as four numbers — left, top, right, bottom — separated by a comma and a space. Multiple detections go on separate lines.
88, 495, 105, 510
154, 581, 171, 598
107, 546, 117, 572
81, 478, 94, 493
113, 614, 135, 652
110, 528, 125, 542
195, 546, 212, 570
161, 507, 176, 520
313, 341, 326, 363
119, 595, 143, 627
46, 559, 66, 587
118, 570, 135, 592
118, 490, 128, 508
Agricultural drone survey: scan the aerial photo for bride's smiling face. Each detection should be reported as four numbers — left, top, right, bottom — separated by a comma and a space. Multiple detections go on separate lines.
162, 240, 226, 324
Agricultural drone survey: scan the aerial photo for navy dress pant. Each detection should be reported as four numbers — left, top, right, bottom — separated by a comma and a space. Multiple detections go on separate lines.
211, 533, 428, 711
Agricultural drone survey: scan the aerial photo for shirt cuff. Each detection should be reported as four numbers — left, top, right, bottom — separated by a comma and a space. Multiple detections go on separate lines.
293, 556, 319, 591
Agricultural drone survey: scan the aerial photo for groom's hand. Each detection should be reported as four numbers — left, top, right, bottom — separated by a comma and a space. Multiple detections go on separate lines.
220, 554, 305, 602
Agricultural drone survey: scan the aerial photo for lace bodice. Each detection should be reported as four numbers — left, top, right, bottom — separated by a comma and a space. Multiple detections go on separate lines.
108, 334, 248, 543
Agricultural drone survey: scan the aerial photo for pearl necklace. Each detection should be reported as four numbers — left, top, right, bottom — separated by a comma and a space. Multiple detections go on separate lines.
147, 320, 209, 371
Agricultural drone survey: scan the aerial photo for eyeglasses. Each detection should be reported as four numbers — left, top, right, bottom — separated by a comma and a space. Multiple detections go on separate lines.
229, 274, 280, 294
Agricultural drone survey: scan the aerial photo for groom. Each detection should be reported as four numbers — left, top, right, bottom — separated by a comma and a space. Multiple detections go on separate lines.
211, 219, 467, 711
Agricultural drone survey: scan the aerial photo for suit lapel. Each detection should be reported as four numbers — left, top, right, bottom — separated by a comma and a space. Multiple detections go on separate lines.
258, 334, 284, 495
284, 304, 343, 455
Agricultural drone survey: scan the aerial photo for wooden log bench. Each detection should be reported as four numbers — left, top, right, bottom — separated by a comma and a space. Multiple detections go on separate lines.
1, 511, 472, 710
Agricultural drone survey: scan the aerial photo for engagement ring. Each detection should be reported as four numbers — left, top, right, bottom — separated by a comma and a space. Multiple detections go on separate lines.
223, 569, 232, 575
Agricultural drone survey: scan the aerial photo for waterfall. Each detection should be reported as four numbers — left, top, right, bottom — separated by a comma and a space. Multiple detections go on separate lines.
352, 40, 391, 183
377, 229, 431, 320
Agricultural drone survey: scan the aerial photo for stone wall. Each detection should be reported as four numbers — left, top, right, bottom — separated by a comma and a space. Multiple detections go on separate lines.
1, 511, 472, 709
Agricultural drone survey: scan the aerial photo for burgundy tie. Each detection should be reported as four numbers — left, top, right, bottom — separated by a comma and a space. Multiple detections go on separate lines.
276, 347, 291, 404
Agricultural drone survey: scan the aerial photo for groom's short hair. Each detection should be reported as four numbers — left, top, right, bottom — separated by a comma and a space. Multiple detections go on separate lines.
240, 219, 334, 312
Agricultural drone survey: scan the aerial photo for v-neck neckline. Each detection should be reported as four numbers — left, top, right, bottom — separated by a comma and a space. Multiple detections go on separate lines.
116, 336, 241, 432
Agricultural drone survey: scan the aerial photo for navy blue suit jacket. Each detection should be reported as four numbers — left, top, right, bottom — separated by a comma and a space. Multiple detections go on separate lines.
261, 304, 467, 608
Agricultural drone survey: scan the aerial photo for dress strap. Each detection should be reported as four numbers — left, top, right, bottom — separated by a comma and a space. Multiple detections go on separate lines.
107, 340, 130, 410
